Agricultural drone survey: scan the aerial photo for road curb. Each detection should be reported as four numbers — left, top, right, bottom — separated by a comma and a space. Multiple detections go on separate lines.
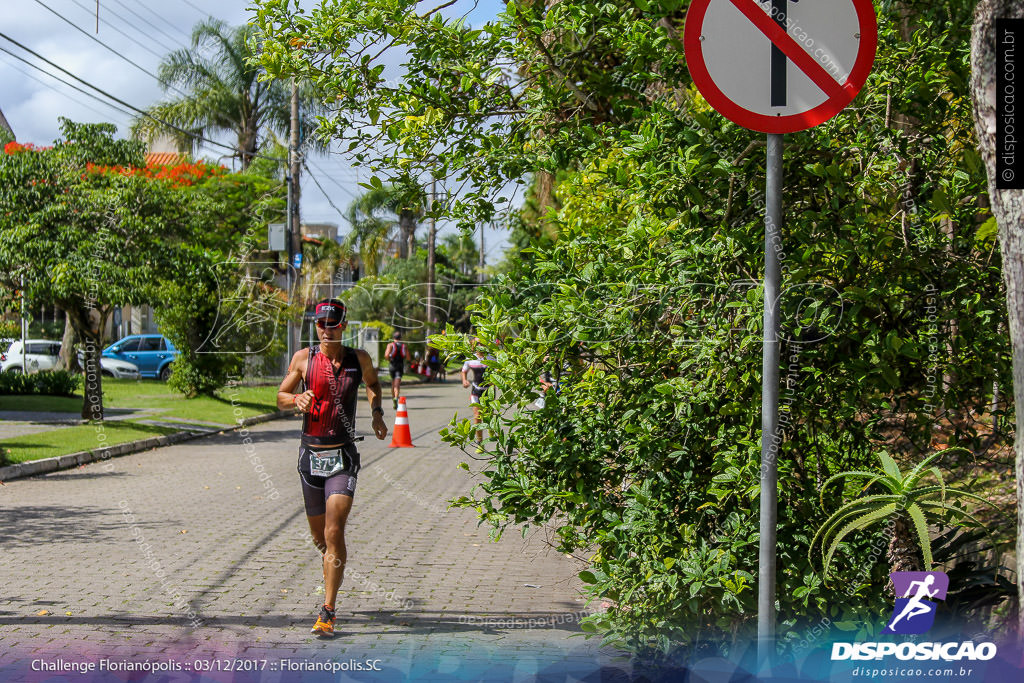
0, 410, 291, 482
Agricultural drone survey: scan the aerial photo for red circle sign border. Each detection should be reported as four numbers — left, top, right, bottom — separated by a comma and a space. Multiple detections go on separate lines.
683, 0, 878, 134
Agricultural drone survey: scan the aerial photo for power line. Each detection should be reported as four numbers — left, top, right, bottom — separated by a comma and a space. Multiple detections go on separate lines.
0, 44, 133, 119
107, 0, 189, 50
307, 159, 361, 203
0, 53, 124, 121
66, 0, 165, 60
32, 0, 190, 99
0, 30, 284, 162
89, 0, 179, 54
130, 0, 192, 42
303, 160, 352, 220
177, 0, 209, 19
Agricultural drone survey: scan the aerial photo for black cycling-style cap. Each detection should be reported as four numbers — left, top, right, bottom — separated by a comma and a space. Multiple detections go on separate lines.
314, 299, 347, 328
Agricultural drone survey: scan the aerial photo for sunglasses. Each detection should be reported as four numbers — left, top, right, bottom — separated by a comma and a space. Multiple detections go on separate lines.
316, 319, 344, 329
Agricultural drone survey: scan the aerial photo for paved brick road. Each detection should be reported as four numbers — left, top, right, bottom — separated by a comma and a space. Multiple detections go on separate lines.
0, 381, 625, 680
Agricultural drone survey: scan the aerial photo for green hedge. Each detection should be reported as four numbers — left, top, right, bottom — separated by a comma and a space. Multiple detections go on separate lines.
0, 370, 81, 396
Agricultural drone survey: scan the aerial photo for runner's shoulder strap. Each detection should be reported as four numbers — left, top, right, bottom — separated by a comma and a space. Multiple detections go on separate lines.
301, 344, 318, 392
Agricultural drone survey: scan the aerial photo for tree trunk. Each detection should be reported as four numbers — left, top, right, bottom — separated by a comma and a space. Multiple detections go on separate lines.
399, 211, 416, 259
80, 332, 103, 422
971, 0, 1024, 637
62, 302, 104, 421
888, 516, 923, 576
55, 311, 80, 372
239, 122, 258, 170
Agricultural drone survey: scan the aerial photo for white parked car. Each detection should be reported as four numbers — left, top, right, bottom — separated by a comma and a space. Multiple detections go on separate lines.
76, 350, 141, 379
1, 339, 61, 373
1, 340, 140, 379
98, 357, 141, 379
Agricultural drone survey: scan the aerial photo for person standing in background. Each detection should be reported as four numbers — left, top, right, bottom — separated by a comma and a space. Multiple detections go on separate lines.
384, 331, 408, 409
461, 345, 488, 442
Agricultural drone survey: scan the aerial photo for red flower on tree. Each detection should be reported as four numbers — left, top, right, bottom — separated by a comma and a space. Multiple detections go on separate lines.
84, 160, 227, 186
4, 141, 50, 154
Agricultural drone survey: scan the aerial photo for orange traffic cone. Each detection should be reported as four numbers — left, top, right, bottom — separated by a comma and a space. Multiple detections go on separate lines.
389, 396, 415, 447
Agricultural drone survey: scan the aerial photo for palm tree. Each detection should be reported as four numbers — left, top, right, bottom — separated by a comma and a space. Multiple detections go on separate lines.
355, 183, 426, 257
301, 237, 355, 304
440, 232, 480, 276
342, 209, 392, 278
132, 19, 315, 169
811, 450, 997, 577
343, 182, 426, 275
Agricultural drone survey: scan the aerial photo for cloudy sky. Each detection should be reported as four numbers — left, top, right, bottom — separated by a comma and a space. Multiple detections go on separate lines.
0, 0, 509, 260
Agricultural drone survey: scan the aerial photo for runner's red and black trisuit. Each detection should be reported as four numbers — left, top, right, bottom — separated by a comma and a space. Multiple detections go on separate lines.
302, 344, 362, 446
297, 344, 363, 515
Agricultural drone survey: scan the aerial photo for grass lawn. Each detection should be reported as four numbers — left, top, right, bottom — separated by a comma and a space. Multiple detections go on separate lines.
0, 394, 83, 413
0, 379, 280, 464
101, 379, 278, 424
1, 422, 179, 464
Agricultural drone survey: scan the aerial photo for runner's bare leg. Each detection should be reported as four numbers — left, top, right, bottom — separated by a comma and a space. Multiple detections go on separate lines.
323, 493, 354, 609
306, 513, 327, 586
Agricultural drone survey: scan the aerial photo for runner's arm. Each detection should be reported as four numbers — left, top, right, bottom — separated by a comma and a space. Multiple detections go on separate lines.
277, 348, 314, 412
357, 350, 388, 439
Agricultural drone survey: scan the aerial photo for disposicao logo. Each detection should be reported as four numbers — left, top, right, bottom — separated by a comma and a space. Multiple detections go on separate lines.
883, 570, 948, 635
831, 571, 998, 662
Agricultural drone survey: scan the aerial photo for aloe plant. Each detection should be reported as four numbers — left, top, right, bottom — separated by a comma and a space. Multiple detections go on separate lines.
811, 450, 995, 576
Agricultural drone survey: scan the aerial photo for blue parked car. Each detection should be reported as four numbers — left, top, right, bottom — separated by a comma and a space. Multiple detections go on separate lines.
103, 334, 178, 380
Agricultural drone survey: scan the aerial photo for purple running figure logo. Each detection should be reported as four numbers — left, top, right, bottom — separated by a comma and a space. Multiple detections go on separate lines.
882, 571, 949, 635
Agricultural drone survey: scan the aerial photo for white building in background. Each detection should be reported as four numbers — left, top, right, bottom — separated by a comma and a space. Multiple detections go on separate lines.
300, 222, 339, 242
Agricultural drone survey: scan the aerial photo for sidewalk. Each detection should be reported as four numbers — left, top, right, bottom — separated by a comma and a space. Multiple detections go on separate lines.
0, 381, 618, 680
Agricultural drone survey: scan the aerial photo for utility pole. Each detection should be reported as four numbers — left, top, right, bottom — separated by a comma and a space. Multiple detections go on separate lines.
479, 223, 486, 284
426, 180, 437, 337
287, 80, 302, 358
19, 275, 26, 373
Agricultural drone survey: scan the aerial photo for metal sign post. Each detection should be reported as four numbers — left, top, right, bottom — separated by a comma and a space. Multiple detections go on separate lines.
758, 132, 783, 668
683, 0, 877, 670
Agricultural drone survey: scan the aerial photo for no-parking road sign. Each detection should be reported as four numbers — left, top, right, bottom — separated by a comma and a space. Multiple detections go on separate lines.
684, 0, 877, 134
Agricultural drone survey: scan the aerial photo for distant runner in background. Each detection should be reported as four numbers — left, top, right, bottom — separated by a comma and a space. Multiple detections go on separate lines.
384, 331, 408, 409
535, 355, 564, 409
461, 345, 489, 442
426, 345, 443, 383
539, 357, 561, 395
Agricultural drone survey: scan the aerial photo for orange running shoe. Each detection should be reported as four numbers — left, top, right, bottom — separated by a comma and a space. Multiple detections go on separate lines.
310, 604, 336, 636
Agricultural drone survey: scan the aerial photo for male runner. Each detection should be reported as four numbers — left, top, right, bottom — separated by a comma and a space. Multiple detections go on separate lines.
277, 298, 388, 636
383, 331, 408, 409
